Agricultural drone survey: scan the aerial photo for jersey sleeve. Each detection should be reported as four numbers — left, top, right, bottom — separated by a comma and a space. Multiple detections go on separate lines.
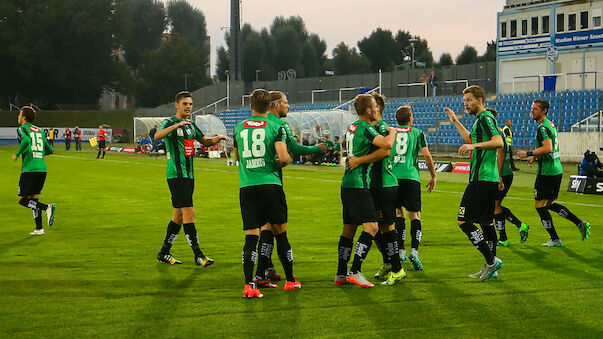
44, 135, 54, 155
418, 131, 427, 148
275, 125, 285, 143
364, 126, 379, 142
191, 123, 205, 143
539, 125, 551, 141
479, 115, 499, 139
287, 139, 322, 155
15, 127, 30, 157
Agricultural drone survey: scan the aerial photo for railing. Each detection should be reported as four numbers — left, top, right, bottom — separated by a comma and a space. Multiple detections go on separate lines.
511, 71, 600, 93
396, 78, 489, 98
571, 110, 603, 133
193, 97, 228, 115
333, 85, 381, 111
398, 82, 427, 98
241, 94, 251, 106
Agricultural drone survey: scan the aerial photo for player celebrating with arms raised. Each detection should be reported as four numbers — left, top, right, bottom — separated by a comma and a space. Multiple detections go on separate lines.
155, 91, 230, 266
444, 85, 503, 282
517, 99, 590, 246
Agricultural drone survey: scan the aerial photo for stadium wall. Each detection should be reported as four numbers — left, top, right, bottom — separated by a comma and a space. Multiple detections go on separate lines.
559, 131, 603, 162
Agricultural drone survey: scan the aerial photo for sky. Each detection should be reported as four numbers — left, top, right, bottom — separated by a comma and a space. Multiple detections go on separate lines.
177, 0, 506, 75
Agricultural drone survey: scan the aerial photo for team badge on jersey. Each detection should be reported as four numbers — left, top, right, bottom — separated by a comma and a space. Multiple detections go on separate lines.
244, 120, 267, 128
348, 124, 357, 133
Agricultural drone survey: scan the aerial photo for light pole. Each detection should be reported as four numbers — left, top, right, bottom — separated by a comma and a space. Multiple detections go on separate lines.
409, 38, 418, 69
225, 70, 230, 107
184, 73, 190, 90
255, 69, 260, 82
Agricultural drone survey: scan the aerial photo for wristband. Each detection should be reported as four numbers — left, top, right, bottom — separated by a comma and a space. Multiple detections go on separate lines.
526, 151, 534, 157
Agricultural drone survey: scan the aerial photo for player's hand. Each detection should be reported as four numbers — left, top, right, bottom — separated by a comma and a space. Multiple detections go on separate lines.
527, 156, 534, 166
498, 179, 505, 191
176, 120, 191, 128
458, 143, 474, 155
318, 143, 327, 153
12, 155, 18, 161
444, 108, 458, 123
217, 135, 232, 142
385, 126, 397, 135
426, 177, 436, 193
347, 156, 361, 170
517, 150, 527, 158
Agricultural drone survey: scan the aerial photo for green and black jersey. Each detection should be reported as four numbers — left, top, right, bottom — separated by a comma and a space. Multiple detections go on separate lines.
342, 120, 380, 189
267, 113, 322, 156
390, 125, 427, 182
160, 116, 205, 179
15, 123, 53, 173
234, 117, 285, 188
369, 120, 398, 189
499, 127, 513, 177
535, 118, 563, 176
469, 110, 500, 183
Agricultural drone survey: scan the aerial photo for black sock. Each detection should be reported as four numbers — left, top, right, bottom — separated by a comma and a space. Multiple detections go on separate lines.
548, 203, 582, 227
183, 223, 204, 258
337, 236, 353, 276
459, 222, 495, 265
97, 149, 101, 158
255, 230, 274, 279
536, 207, 559, 240
410, 219, 422, 250
395, 217, 406, 250
349, 231, 374, 273
501, 206, 522, 228
481, 224, 497, 257
275, 232, 294, 282
102, 151, 105, 158
243, 234, 259, 284
494, 213, 507, 241
32, 199, 43, 230
374, 232, 389, 264
160, 220, 181, 254
19, 198, 48, 211
383, 230, 401, 272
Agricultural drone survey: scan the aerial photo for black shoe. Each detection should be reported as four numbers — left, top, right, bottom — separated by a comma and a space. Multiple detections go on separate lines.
195, 256, 214, 267
157, 251, 182, 264
512, 167, 520, 171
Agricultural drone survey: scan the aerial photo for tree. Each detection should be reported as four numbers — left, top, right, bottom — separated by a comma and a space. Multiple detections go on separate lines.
215, 46, 230, 82
137, 34, 211, 107
438, 53, 454, 67
394, 30, 434, 68
456, 45, 479, 65
481, 40, 496, 62
167, 0, 208, 49
114, 0, 166, 71
332, 42, 371, 75
357, 28, 398, 72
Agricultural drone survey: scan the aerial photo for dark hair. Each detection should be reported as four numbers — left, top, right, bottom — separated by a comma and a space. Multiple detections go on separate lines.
354, 94, 374, 116
20, 106, 36, 122
463, 85, 486, 103
396, 105, 412, 125
250, 89, 271, 113
533, 98, 549, 114
371, 92, 386, 111
175, 91, 192, 103
485, 107, 498, 118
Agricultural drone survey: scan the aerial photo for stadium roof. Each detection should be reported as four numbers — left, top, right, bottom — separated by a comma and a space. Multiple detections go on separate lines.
504, 0, 587, 9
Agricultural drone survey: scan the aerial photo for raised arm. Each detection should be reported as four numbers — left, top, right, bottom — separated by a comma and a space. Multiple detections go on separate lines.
444, 108, 470, 143
154, 120, 190, 140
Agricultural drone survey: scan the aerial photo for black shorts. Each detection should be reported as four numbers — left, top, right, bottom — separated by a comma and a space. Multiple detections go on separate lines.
534, 174, 562, 201
458, 181, 498, 225
371, 186, 397, 225
341, 187, 377, 225
396, 179, 422, 212
496, 175, 514, 202
240, 184, 288, 230
18, 172, 46, 197
167, 178, 194, 208
98, 140, 106, 149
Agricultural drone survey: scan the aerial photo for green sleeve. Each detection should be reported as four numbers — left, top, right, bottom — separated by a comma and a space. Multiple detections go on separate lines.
192, 124, 205, 143
44, 135, 54, 155
287, 138, 322, 155
15, 128, 30, 156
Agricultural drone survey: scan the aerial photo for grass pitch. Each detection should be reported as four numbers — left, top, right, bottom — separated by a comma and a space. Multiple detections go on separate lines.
1, 145, 601, 337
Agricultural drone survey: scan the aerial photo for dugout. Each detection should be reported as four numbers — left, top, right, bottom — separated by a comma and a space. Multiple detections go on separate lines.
283, 109, 357, 143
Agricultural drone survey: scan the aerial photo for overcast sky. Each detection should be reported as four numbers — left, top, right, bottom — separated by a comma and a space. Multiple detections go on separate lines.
177, 0, 506, 75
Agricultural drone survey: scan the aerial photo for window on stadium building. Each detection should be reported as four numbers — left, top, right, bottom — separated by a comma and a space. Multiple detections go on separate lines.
501, 22, 507, 38
531, 17, 539, 35
543, 15, 550, 33
557, 13, 565, 32
568, 13, 577, 31
522, 19, 528, 35
511, 20, 517, 37
594, 16, 602, 28
581, 11, 589, 29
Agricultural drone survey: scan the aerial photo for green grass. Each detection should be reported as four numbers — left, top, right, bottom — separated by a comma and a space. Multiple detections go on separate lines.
1, 145, 601, 338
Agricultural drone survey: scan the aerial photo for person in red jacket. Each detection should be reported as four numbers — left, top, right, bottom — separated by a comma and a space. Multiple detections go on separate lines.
97, 125, 107, 159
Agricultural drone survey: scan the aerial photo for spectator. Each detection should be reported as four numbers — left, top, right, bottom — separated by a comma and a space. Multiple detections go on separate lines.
140, 134, 152, 153
318, 135, 334, 165
48, 127, 55, 146
332, 136, 341, 163
149, 125, 158, 152
73, 126, 82, 151
420, 73, 429, 84
63, 127, 72, 151
429, 70, 438, 97
579, 150, 603, 178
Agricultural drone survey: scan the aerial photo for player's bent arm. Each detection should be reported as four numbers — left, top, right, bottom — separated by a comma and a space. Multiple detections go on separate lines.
371, 129, 396, 149
275, 141, 291, 168
43, 136, 54, 155
201, 135, 230, 147
154, 121, 188, 140
444, 108, 471, 142
15, 134, 30, 157
497, 147, 505, 176
473, 134, 504, 150
353, 148, 391, 165
287, 138, 322, 155
518, 139, 553, 158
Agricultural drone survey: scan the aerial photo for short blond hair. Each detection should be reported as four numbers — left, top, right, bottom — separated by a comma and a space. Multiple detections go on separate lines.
354, 94, 374, 116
